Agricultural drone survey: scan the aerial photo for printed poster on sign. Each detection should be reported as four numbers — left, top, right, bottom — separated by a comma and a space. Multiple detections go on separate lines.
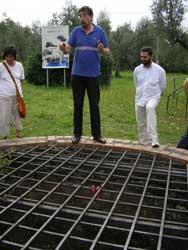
42, 25, 69, 68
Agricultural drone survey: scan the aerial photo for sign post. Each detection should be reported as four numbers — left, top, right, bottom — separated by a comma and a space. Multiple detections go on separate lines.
46, 69, 49, 88
63, 68, 66, 88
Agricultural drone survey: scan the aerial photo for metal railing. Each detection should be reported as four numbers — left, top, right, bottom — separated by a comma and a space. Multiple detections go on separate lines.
166, 77, 188, 119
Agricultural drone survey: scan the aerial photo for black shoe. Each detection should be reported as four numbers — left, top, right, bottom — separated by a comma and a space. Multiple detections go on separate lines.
152, 144, 159, 148
72, 136, 81, 144
93, 137, 106, 144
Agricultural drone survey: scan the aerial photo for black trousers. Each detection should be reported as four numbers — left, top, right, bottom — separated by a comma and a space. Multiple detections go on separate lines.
71, 75, 101, 138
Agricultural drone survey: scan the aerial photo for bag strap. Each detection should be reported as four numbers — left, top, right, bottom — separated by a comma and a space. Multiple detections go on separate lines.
3, 61, 21, 98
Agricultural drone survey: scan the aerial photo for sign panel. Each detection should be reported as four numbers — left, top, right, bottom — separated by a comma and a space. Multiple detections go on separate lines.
42, 25, 69, 69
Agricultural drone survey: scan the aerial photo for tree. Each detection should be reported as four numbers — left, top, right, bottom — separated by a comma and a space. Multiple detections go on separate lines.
151, 0, 188, 50
96, 10, 112, 85
0, 17, 41, 64
111, 23, 135, 76
48, 0, 80, 32
134, 18, 157, 64
96, 10, 112, 37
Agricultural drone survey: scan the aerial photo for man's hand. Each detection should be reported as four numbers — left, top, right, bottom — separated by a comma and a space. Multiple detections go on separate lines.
97, 40, 104, 53
97, 40, 110, 55
59, 43, 67, 53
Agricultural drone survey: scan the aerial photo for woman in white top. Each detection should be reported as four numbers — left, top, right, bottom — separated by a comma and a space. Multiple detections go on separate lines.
0, 46, 25, 139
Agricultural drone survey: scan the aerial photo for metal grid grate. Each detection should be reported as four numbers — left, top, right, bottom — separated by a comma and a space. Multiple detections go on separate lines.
0, 145, 188, 250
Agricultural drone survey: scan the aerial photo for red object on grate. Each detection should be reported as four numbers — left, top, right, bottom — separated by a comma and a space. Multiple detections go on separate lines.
91, 185, 101, 194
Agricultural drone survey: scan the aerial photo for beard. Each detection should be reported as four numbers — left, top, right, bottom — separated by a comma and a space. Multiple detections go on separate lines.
141, 59, 152, 67
81, 21, 88, 29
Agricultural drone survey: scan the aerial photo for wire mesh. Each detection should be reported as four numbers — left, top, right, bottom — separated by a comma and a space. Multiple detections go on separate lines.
0, 145, 187, 250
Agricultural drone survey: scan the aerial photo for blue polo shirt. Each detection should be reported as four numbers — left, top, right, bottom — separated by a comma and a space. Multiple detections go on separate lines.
68, 24, 108, 77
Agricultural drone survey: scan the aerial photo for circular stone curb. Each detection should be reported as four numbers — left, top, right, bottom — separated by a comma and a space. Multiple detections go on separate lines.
0, 136, 188, 163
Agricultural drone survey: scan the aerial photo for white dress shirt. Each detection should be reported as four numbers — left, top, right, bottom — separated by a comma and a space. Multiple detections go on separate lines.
134, 62, 166, 106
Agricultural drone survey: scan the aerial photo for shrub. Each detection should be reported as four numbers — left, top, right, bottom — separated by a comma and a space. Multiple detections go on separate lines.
25, 51, 71, 86
98, 54, 112, 87
25, 51, 112, 87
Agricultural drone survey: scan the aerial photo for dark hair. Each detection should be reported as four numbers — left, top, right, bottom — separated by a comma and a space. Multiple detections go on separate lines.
141, 46, 153, 56
78, 6, 93, 16
2, 46, 17, 60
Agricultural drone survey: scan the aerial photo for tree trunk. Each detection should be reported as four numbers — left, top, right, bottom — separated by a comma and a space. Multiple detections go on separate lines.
115, 64, 121, 78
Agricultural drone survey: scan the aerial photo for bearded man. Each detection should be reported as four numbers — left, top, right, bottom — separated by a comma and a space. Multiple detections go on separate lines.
134, 47, 166, 147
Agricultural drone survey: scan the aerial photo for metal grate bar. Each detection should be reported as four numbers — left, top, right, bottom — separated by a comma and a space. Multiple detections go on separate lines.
55, 150, 128, 250
157, 160, 172, 249
0, 146, 39, 167
88, 153, 142, 250
1, 208, 187, 241
0, 146, 71, 214
0, 146, 85, 241
20, 148, 113, 250
1, 240, 42, 250
0, 147, 39, 181
187, 164, 188, 196
0, 146, 187, 250
123, 156, 157, 249
2, 199, 187, 234
0, 146, 56, 193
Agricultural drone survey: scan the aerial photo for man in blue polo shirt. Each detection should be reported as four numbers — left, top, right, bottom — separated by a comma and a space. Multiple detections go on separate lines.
60, 6, 110, 144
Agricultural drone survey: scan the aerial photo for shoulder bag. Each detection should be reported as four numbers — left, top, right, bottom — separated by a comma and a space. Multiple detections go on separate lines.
3, 61, 26, 118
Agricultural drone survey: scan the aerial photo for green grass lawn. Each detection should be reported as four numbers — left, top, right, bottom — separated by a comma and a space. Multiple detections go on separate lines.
9, 71, 188, 146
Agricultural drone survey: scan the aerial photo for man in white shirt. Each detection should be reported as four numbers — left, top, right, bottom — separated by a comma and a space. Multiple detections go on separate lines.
134, 47, 166, 147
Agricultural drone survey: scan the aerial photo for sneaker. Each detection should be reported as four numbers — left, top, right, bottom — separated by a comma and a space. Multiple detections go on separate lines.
72, 136, 81, 144
93, 137, 106, 144
152, 144, 159, 148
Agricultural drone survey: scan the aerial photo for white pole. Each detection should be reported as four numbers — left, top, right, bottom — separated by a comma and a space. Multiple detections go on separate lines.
46, 69, 49, 88
64, 68, 66, 87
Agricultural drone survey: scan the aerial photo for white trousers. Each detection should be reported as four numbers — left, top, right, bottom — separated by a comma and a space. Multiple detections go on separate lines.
135, 98, 160, 145
0, 95, 22, 137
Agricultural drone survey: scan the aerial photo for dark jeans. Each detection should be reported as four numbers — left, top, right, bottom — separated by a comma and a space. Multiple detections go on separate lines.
71, 75, 101, 138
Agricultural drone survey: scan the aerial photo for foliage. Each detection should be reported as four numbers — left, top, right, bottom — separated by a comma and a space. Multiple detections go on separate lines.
152, 0, 186, 32
25, 51, 72, 85
96, 10, 112, 85
111, 23, 135, 76
25, 50, 112, 86
96, 10, 112, 38
25, 51, 46, 85
159, 41, 188, 72
99, 55, 113, 86
0, 18, 41, 63
135, 18, 156, 51
0, 150, 12, 171
48, 0, 80, 32
151, 0, 188, 50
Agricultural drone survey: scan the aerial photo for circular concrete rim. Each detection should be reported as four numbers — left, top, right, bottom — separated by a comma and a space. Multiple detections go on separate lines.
0, 136, 188, 163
